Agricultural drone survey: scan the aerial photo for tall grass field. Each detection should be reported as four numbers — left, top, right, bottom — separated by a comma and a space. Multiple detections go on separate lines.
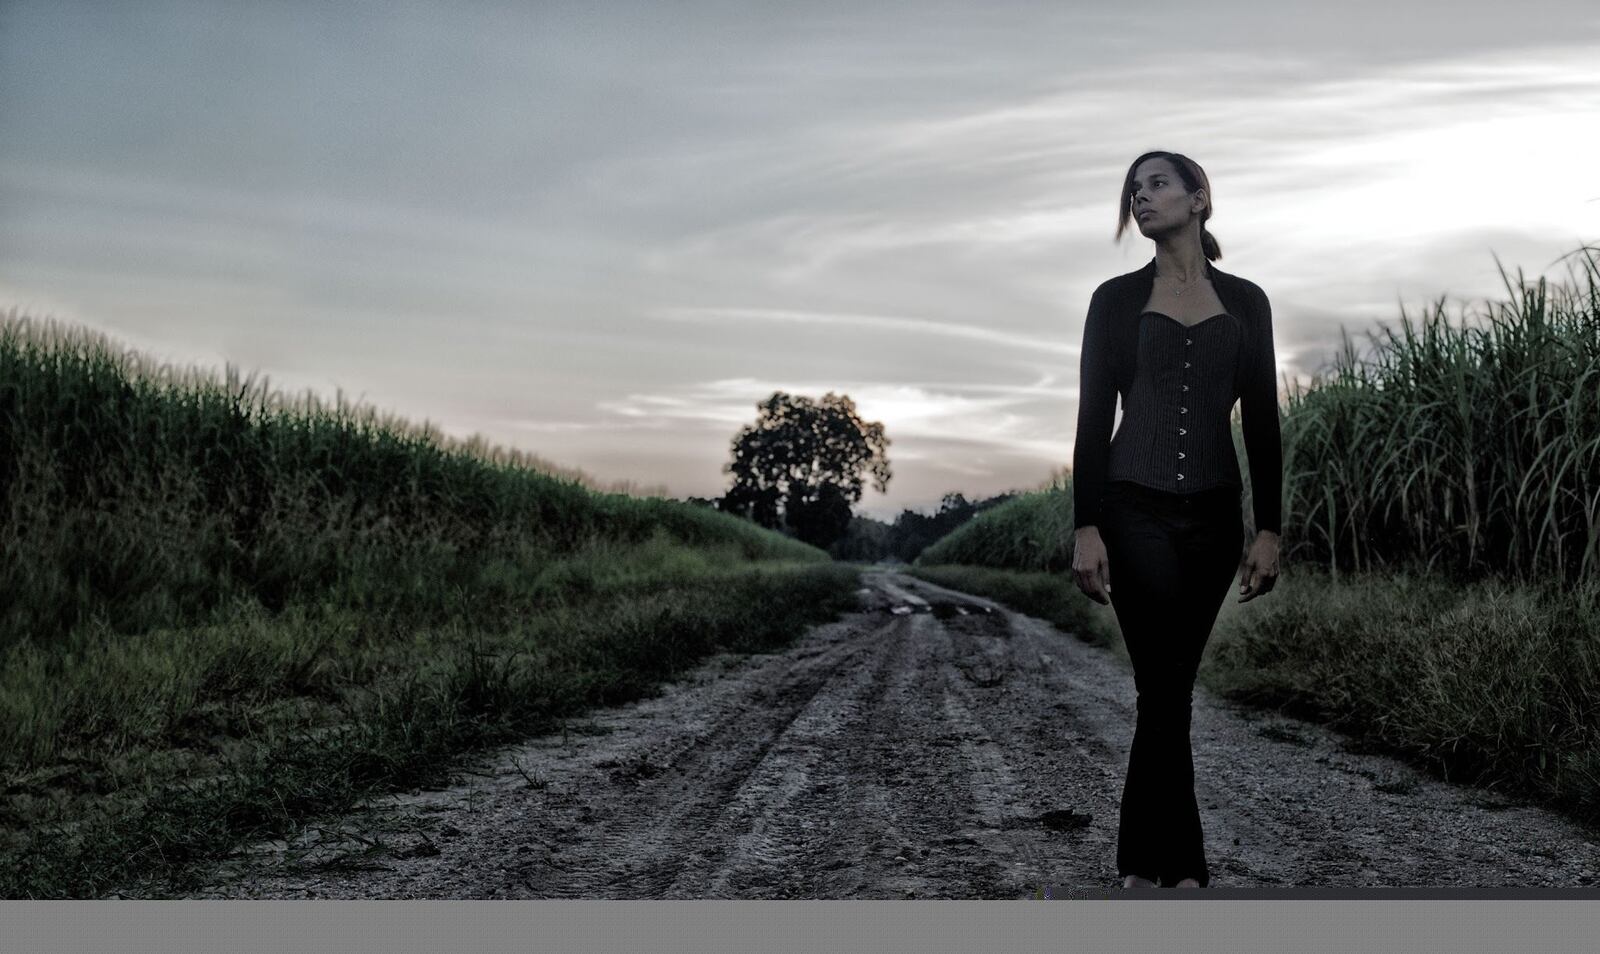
0, 314, 863, 898
914, 244, 1600, 832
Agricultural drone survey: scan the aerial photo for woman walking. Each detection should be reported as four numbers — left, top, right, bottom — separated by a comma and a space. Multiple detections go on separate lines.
1070, 151, 1282, 889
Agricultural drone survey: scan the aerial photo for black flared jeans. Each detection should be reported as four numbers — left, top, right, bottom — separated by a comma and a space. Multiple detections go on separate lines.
1098, 479, 1244, 888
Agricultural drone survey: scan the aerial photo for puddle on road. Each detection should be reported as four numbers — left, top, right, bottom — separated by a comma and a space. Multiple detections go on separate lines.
886, 601, 994, 618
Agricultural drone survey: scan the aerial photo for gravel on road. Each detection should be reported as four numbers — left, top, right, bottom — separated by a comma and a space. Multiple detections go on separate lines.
169, 568, 1600, 898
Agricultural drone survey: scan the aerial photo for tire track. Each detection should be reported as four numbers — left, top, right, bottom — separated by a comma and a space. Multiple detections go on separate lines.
183, 567, 1600, 897
814, 610, 1015, 899
487, 612, 899, 898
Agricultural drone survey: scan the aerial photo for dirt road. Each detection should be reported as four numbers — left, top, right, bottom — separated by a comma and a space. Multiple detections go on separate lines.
179, 568, 1600, 898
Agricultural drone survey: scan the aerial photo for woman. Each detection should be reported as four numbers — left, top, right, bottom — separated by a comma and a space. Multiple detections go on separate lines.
1070, 151, 1282, 889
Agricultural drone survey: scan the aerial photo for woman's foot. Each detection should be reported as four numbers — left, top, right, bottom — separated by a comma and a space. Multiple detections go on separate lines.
1170, 878, 1201, 888
1121, 875, 1158, 888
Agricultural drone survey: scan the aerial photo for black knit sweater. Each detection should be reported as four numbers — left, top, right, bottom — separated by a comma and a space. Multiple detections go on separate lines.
1072, 257, 1282, 535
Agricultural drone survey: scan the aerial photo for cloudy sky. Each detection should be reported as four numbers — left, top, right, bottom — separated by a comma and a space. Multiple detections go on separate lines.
3, 0, 1598, 520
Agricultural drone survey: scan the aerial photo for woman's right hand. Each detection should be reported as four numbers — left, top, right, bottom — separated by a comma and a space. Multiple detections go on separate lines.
1072, 527, 1111, 604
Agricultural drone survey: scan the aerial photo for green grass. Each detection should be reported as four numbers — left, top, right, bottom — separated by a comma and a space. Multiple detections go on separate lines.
1201, 564, 1600, 811
4, 559, 860, 899
907, 562, 1600, 834
1278, 246, 1600, 585
915, 490, 1074, 573
0, 310, 821, 653
0, 310, 862, 897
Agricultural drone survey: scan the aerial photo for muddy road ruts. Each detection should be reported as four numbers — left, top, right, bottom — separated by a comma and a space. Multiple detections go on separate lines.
157, 568, 1600, 898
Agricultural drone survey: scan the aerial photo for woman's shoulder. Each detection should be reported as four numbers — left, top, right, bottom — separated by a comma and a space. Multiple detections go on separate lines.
1090, 266, 1150, 301
1210, 265, 1270, 307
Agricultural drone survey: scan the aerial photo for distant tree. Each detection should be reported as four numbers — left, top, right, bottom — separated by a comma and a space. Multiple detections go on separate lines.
829, 512, 895, 562
885, 489, 1019, 562
890, 507, 940, 563
722, 391, 891, 550
939, 492, 973, 520
719, 481, 783, 529
785, 481, 855, 550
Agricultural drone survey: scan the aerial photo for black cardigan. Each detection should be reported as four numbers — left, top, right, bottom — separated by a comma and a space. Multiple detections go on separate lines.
1072, 257, 1282, 535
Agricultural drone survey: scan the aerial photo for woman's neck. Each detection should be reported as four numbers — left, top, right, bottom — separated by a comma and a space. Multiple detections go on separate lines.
1152, 235, 1208, 284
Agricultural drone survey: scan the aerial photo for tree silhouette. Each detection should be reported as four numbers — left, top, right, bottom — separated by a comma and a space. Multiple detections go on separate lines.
722, 391, 891, 550
825, 490, 1018, 563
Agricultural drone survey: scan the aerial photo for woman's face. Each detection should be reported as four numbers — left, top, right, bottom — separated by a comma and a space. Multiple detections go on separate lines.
1129, 158, 1201, 235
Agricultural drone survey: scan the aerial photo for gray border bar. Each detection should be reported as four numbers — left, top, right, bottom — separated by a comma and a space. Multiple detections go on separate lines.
8, 899, 1600, 954
1042, 886, 1600, 899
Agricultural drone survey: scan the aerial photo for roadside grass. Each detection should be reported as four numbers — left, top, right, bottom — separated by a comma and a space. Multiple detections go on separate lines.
915, 489, 1073, 574
2, 557, 861, 899
1277, 247, 1600, 585
0, 309, 862, 898
1202, 563, 1600, 821
0, 308, 822, 657
907, 561, 1600, 833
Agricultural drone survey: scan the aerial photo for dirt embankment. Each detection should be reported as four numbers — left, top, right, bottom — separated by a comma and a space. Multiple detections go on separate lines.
162, 568, 1600, 898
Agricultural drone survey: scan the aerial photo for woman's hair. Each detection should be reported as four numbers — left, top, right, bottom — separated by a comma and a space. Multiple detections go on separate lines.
1114, 150, 1222, 261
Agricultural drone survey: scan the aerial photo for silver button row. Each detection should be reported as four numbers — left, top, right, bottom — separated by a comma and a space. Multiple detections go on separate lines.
1181, 332, 1190, 483
1177, 366, 1188, 476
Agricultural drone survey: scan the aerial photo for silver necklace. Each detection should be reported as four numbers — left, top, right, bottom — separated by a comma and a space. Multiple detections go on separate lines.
1161, 272, 1203, 297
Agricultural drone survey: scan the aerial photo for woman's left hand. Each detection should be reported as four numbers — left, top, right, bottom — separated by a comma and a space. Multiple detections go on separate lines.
1238, 530, 1280, 603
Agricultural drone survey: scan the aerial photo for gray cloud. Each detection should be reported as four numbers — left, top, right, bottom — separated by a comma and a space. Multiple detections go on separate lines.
3, 0, 1598, 516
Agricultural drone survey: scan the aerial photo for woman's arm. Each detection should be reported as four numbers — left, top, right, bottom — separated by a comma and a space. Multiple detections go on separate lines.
1072, 284, 1117, 533
1239, 284, 1282, 536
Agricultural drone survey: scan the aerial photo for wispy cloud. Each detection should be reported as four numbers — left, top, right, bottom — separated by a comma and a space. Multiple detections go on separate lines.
3, 2, 1597, 515
591, 376, 1067, 455
650, 305, 1077, 356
